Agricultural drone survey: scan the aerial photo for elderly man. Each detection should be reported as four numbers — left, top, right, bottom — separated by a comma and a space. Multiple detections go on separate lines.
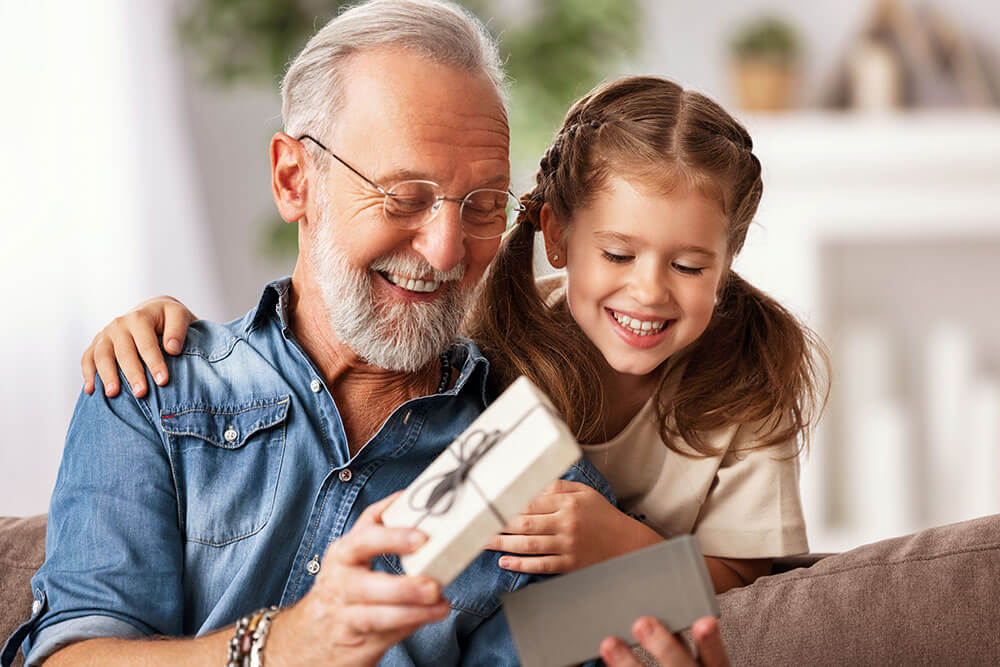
1, 2, 622, 666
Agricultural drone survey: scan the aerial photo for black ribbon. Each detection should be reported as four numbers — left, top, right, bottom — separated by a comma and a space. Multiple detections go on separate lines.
407, 404, 551, 529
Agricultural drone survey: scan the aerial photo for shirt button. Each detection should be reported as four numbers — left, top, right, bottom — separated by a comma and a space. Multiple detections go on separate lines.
306, 556, 321, 575
310, 379, 322, 393
338, 468, 352, 483
223, 427, 238, 443
31, 599, 42, 615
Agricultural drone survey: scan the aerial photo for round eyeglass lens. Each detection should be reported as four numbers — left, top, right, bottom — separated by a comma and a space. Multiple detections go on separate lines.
384, 181, 439, 227
461, 189, 515, 239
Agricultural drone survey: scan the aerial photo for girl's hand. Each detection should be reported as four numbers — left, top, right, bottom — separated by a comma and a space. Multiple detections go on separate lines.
81, 296, 197, 398
485, 480, 662, 574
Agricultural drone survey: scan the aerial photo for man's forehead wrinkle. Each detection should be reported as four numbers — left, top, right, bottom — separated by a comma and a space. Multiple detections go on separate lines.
395, 102, 508, 133
407, 118, 510, 142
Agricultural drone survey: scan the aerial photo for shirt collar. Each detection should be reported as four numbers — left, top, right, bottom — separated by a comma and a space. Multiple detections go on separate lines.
243, 277, 491, 403
443, 338, 491, 407
244, 277, 293, 335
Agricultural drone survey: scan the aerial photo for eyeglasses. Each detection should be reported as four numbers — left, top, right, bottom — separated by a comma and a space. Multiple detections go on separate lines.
298, 134, 524, 240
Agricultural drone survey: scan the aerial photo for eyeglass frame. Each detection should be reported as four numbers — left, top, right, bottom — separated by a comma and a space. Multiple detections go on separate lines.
296, 134, 524, 240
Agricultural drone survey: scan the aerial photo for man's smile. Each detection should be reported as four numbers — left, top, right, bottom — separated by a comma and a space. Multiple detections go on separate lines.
378, 270, 442, 293
374, 269, 447, 302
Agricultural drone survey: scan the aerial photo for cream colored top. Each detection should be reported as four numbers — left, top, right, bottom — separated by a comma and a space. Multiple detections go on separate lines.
538, 274, 808, 558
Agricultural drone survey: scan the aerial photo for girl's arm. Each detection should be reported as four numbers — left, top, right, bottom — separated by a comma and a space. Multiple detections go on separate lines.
704, 556, 772, 593
81, 295, 197, 397
484, 480, 770, 593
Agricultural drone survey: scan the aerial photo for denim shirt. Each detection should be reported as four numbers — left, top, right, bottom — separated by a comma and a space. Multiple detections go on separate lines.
2, 278, 614, 667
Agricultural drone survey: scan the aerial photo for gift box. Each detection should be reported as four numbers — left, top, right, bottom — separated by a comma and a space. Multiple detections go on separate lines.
502, 536, 719, 667
381, 376, 582, 586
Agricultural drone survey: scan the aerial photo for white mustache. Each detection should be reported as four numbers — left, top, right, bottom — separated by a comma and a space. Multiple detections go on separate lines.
369, 253, 465, 283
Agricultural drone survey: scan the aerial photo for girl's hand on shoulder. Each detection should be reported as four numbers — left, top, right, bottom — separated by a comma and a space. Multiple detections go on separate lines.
485, 479, 662, 575
81, 295, 197, 398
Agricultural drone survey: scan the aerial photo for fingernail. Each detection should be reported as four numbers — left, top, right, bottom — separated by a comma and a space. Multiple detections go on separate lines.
166, 339, 181, 354
409, 532, 427, 547
105, 384, 116, 396
498, 557, 510, 568
132, 382, 144, 394
635, 617, 653, 639
155, 372, 166, 385
606, 640, 627, 657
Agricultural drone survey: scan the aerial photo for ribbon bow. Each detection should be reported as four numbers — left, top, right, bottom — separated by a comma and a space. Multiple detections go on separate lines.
408, 404, 550, 529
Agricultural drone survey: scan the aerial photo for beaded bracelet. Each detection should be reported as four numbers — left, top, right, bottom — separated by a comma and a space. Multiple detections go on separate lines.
249, 607, 281, 667
226, 612, 251, 667
227, 606, 279, 667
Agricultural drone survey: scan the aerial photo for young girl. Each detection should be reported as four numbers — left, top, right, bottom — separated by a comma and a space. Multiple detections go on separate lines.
81, 76, 826, 593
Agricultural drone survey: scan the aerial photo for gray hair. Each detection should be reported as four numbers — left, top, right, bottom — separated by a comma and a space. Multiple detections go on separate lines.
281, 0, 506, 152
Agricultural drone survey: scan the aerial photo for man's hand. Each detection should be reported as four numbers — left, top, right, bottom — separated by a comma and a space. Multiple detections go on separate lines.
269, 492, 451, 667
81, 295, 196, 397
484, 480, 661, 574
600, 616, 730, 667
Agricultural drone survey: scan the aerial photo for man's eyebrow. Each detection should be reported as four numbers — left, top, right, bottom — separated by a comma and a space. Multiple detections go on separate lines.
593, 231, 718, 259
376, 169, 509, 191
377, 168, 432, 184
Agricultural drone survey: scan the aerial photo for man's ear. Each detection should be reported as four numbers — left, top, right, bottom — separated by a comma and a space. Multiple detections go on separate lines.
271, 132, 311, 224
539, 204, 567, 269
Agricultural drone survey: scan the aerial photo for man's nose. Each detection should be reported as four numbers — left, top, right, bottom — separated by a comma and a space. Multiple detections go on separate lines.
411, 201, 466, 272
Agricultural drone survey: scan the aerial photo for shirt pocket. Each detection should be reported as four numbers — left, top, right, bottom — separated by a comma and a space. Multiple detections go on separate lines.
161, 396, 290, 546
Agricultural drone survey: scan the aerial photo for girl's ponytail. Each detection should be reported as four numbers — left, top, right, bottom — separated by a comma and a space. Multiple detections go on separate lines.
465, 191, 608, 443
664, 272, 828, 455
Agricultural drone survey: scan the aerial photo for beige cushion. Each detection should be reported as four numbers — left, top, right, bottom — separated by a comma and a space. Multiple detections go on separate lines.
719, 513, 1000, 665
0, 515, 46, 667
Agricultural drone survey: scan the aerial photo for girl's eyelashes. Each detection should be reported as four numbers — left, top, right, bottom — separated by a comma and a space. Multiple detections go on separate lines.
601, 250, 633, 263
600, 250, 706, 275
673, 263, 704, 276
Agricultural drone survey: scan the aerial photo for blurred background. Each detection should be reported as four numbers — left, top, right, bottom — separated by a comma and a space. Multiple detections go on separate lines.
1, 0, 998, 553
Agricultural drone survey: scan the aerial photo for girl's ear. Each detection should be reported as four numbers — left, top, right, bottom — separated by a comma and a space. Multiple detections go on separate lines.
539, 204, 567, 269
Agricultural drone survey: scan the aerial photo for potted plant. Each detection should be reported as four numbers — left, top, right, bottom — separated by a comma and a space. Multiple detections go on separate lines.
729, 16, 801, 111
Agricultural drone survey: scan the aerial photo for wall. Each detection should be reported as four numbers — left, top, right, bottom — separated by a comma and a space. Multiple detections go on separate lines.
2, 0, 999, 531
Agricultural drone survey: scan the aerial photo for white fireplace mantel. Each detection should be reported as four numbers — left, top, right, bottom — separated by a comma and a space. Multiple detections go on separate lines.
735, 111, 1000, 324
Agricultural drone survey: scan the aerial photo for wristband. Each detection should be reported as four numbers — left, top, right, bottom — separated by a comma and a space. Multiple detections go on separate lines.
227, 606, 279, 667
249, 607, 281, 667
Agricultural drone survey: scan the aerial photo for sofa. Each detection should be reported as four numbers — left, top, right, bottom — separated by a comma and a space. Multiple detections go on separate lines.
2, 513, 998, 666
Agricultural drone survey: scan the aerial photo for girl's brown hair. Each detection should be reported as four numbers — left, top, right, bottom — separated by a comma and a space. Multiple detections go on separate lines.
467, 76, 828, 454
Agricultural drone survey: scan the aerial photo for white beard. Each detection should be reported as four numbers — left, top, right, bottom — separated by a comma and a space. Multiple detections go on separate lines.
307, 185, 473, 372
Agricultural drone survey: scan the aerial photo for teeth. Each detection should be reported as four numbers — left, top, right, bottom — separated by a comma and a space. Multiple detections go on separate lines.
386, 273, 441, 293
611, 310, 666, 335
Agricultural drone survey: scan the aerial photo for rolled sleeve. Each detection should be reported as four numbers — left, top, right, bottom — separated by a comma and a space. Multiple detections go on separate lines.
24, 614, 148, 667
24, 376, 184, 661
